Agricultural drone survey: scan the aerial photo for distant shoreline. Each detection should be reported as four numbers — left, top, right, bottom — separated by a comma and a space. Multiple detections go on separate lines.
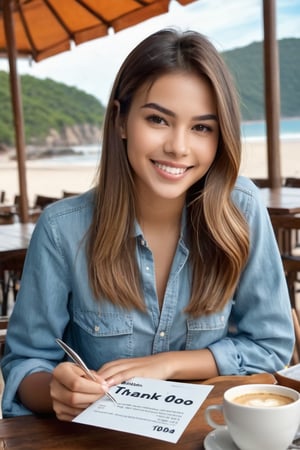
241, 117, 300, 124
0, 136, 299, 206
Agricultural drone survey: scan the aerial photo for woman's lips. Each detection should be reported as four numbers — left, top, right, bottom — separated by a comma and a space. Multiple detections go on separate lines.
152, 161, 191, 175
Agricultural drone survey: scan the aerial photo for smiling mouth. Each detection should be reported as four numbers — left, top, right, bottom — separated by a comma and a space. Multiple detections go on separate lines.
153, 161, 189, 175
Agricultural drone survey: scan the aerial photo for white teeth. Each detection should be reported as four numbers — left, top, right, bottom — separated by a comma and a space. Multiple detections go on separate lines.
154, 162, 186, 175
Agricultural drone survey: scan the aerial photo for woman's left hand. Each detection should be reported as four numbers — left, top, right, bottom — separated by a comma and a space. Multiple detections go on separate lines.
97, 353, 174, 387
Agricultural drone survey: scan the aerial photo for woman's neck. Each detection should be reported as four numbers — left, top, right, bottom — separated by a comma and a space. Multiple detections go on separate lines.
135, 189, 185, 230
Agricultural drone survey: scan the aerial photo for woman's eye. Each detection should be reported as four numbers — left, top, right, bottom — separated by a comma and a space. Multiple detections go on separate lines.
147, 115, 167, 125
193, 124, 212, 133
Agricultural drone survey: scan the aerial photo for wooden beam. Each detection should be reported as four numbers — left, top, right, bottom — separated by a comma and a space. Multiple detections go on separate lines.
3, 0, 29, 222
263, 0, 282, 188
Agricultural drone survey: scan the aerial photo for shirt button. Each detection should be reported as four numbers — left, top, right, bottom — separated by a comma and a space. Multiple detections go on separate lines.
94, 325, 100, 332
146, 266, 150, 271
159, 331, 165, 337
140, 239, 146, 246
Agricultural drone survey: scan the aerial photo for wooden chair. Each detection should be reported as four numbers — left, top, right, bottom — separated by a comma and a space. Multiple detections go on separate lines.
270, 214, 300, 308
284, 178, 300, 188
14, 194, 59, 223
0, 316, 9, 357
283, 178, 300, 248
282, 257, 300, 309
251, 178, 273, 188
34, 195, 59, 209
0, 206, 15, 225
62, 191, 80, 198
270, 214, 300, 255
0, 250, 26, 316
291, 308, 300, 365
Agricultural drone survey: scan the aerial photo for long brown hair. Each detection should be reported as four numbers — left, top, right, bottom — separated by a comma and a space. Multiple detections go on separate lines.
88, 28, 249, 316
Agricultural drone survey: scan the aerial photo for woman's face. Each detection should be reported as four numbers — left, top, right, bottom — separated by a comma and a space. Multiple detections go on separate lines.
122, 71, 219, 203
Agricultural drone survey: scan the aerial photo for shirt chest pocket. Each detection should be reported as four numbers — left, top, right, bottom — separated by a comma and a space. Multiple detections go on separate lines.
73, 310, 134, 364
185, 303, 232, 350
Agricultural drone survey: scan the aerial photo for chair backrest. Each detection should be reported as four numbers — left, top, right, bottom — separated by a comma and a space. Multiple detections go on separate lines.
0, 317, 9, 358
34, 195, 59, 209
62, 191, 80, 198
251, 178, 273, 188
291, 308, 300, 365
270, 214, 300, 254
270, 214, 300, 308
284, 178, 300, 187
0, 250, 27, 316
0, 206, 15, 224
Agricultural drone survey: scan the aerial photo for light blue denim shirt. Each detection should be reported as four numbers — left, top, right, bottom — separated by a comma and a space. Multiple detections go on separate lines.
1, 176, 294, 417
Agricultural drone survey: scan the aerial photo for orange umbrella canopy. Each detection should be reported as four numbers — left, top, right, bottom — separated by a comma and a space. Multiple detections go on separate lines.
0, 0, 199, 222
0, 0, 197, 62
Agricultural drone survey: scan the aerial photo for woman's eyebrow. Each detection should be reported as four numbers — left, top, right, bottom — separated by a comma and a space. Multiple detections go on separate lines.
141, 102, 218, 121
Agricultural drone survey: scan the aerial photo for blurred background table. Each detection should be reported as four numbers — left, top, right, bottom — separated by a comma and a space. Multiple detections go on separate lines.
260, 187, 300, 215
0, 222, 35, 316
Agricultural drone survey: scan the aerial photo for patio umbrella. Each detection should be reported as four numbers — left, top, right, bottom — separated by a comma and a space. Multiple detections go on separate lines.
0, 0, 198, 222
0, 0, 281, 222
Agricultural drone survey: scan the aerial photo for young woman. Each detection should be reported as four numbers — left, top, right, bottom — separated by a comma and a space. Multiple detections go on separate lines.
1, 29, 294, 419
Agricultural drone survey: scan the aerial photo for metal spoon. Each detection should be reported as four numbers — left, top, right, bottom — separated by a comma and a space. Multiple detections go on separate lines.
56, 338, 117, 405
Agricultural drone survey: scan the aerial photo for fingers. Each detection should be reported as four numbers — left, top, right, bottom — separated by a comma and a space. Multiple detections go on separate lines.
50, 362, 108, 421
97, 354, 170, 387
96, 358, 136, 385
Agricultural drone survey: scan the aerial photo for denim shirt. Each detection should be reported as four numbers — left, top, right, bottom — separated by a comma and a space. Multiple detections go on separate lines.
1, 176, 294, 417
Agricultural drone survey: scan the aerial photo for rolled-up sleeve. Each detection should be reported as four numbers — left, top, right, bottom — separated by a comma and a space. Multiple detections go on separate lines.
1, 210, 71, 417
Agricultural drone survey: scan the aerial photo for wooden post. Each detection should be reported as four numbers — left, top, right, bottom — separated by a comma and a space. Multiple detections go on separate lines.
3, 0, 29, 222
263, 0, 282, 188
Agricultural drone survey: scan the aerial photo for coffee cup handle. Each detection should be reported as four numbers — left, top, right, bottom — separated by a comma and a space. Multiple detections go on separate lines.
205, 404, 226, 429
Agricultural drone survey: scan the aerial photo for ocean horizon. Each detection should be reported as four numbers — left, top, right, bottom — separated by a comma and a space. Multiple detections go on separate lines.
27, 117, 300, 167
241, 117, 300, 141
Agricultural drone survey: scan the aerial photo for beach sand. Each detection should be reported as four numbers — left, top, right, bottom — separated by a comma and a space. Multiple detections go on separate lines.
0, 138, 299, 205
240, 138, 300, 180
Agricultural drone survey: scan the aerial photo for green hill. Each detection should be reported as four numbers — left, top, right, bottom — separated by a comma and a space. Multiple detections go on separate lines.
223, 37, 300, 120
0, 72, 105, 146
0, 37, 299, 146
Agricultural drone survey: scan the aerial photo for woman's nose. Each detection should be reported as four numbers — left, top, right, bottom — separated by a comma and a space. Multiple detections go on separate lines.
163, 128, 189, 157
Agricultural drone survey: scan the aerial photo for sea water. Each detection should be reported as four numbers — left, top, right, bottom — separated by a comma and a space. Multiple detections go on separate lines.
32, 118, 300, 167
241, 117, 300, 141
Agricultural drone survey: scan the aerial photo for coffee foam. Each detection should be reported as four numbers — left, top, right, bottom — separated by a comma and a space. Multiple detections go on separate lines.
233, 392, 293, 407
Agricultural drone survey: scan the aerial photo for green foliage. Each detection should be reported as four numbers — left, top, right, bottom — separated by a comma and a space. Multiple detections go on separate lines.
223, 38, 300, 121
0, 71, 105, 146
0, 38, 299, 146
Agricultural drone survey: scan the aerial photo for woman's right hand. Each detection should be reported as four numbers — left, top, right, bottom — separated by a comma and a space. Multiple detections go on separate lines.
50, 362, 109, 421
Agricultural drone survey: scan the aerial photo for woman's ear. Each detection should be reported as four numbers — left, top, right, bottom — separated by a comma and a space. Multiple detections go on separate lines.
114, 100, 127, 139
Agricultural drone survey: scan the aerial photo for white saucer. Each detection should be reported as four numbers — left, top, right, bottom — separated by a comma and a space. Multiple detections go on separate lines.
204, 427, 239, 450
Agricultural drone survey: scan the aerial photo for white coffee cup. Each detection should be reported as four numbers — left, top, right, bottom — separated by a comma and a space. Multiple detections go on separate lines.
205, 383, 300, 450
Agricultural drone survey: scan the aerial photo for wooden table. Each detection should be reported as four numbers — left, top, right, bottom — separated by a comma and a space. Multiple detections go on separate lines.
0, 223, 35, 315
260, 187, 300, 214
0, 374, 275, 449
0, 222, 35, 253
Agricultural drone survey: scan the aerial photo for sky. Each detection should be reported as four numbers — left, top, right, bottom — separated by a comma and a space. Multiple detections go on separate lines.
0, 0, 299, 106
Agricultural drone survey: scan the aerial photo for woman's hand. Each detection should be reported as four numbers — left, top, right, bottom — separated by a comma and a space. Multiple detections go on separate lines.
97, 349, 218, 387
97, 353, 173, 387
50, 362, 109, 421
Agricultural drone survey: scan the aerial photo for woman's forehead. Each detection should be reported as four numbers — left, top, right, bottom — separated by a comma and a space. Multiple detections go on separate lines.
131, 72, 217, 114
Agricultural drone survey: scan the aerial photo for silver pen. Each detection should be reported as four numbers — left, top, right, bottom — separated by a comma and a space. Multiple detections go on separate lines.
56, 338, 117, 405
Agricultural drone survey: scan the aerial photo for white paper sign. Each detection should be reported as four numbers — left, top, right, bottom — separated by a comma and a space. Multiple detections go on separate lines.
277, 363, 300, 380
73, 377, 213, 443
